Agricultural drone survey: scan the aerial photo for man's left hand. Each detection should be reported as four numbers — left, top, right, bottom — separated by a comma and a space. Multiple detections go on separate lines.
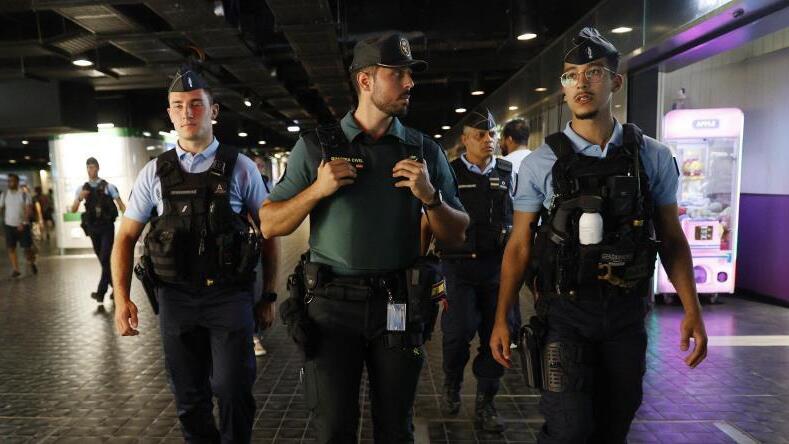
680, 311, 708, 368
255, 300, 276, 330
393, 159, 435, 204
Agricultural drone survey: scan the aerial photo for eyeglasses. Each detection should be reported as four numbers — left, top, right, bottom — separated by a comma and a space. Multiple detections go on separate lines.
559, 66, 616, 88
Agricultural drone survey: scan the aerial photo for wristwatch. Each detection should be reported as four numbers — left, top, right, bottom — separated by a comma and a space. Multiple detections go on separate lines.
422, 189, 443, 210
260, 291, 277, 302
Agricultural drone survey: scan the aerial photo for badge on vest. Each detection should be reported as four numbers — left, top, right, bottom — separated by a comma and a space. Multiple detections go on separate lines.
329, 155, 366, 170
489, 177, 508, 191
214, 183, 227, 194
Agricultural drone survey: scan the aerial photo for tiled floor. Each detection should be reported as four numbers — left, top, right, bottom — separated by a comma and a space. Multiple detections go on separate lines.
1, 230, 788, 443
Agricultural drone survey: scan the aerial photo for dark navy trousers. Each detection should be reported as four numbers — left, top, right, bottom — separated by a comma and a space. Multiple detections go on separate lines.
157, 285, 256, 444
88, 224, 114, 296
440, 257, 505, 395
537, 288, 648, 444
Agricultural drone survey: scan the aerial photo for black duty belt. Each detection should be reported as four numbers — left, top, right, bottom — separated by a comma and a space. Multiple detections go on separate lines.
311, 272, 403, 302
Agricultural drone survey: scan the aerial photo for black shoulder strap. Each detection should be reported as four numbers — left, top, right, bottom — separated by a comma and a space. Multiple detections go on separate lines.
545, 131, 576, 161
315, 122, 349, 161
97, 180, 108, 193
209, 144, 239, 181
495, 158, 513, 173
621, 123, 644, 156
155, 149, 183, 190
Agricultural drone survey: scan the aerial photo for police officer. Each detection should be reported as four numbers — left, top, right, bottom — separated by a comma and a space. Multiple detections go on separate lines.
260, 32, 468, 443
425, 109, 511, 432
70, 157, 126, 303
111, 64, 274, 443
490, 28, 708, 443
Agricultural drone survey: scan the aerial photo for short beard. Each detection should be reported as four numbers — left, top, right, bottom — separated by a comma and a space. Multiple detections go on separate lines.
575, 109, 599, 120
372, 91, 408, 118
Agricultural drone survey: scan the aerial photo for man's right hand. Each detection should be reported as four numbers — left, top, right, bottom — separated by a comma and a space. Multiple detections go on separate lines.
79, 189, 90, 200
115, 297, 139, 336
313, 160, 356, 198
490, 320, 513, 368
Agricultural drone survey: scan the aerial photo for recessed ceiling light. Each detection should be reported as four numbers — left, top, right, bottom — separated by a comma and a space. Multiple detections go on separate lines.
441, 125, 451, 130
72, 58, 93, 67
158, 131, 170, 137
455, 107, 467, 113
142, 131, 151, 137
97, 123, 114, 129
612, 27, 633, 34
508, 106, 519, 111
238, 132, 248, 137
24, 156, 31, 160
9, 159, 17, 164
146, 145, 156, 151
211, 119, 217, 125
615, 104, 622, 108
470, 90, 485, 96
258, 140, 267, 145
517, 33, 537, 41
243, 98, 252, 107
534, 87, 548, 92
434, 134, 442, 139
287, 125, 300, 133
21, 140, 29, 145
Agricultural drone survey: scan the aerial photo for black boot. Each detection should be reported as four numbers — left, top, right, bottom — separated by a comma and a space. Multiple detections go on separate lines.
442, 385, 461, 416
475, 393, 505, 433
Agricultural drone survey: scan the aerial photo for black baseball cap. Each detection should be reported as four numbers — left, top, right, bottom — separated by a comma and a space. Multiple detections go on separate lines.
349, 32, 428, 73
168, 63, 210, 93
564, 27, 620, 68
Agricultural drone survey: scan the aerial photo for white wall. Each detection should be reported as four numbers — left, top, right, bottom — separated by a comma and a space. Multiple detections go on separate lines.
661, 27, 789, 195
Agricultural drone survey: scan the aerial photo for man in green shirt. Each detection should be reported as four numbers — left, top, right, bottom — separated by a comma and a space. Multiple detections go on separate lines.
260, 32, 468, 443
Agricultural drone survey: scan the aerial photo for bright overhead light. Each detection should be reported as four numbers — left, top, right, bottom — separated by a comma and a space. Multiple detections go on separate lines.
211, 119, 217, 125
615, 104, 622, 108
170, 130, 177, 135
433, 134, 442, 139
243, 98, 252, 107
97, 123, 114, 129
470, 90, 485, 96
21, 140, 29, 145
441, 125, 451, 130
517, 33, 537, 41
47, 161, 52, 166
534, 87, 548, 92
72, 58, 93, 67
146, 145, 156, 151
612, 27, 633, 34
455, 107, 467, 113
287, 125, 300, 133
142, 131, 151, 137
158, 131, 170, 137
9, 159, 17, 164
238, 132, 248, 137
24, 156, 31, 160
508, 105, 518, 111
258, 140, 267, 145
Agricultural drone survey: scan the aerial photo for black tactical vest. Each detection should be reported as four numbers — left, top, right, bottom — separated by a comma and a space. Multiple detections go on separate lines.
438, 157, 513, 258
83, 180, 118, 228
143, 145, 260, 289
532, 123, 658, 296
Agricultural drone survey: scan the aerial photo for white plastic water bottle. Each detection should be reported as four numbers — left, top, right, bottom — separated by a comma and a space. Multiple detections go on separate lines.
578, 211, 604, 245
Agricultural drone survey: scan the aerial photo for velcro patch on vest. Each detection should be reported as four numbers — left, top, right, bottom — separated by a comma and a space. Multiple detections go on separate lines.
489, 177, 508, 190
329, 155, 365, 170
169, 189, 198, 196
458, 184, 477, 189
600, 251, 633, 266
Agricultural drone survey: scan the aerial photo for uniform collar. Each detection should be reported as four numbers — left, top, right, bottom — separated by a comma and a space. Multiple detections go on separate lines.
341, 110, 407, 143
175, 137, 219, 160
460, 153, 496, 175
563, 120, 623, 155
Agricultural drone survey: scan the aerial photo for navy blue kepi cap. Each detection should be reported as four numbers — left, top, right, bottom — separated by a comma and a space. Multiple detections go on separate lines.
564, 27, 620, 66
466, 109, 496, 131
349, 32, 428, 72
168, 64, 210, 92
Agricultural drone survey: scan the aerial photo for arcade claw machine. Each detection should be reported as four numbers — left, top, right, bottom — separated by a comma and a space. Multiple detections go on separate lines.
655, 108, 744, 304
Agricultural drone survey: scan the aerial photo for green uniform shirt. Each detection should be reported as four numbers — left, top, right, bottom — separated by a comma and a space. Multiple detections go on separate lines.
269, 111, 463, 274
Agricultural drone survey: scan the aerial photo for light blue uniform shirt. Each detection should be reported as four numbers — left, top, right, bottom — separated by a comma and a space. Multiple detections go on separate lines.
514, 121, 679, 213
74, 178, 120, 200
124, 138, 268, 223
459, 153, 517, 196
